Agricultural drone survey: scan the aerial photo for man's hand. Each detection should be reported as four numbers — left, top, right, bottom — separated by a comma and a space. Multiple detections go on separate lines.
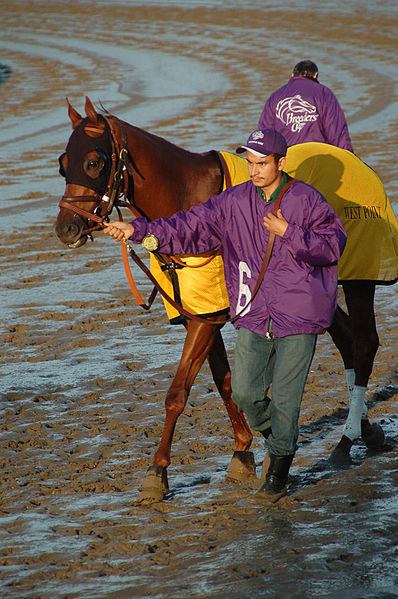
263, 209, 288, 237
103, 221, 134, 241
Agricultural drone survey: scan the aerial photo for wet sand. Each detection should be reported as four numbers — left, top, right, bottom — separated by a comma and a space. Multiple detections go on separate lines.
0, 1, 397, 598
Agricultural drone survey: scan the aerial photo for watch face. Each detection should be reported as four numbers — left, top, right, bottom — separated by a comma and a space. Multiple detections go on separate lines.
142, 234, 159, 252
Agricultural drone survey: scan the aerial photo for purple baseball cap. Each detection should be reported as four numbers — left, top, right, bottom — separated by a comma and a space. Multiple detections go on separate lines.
236, 129, 287, 157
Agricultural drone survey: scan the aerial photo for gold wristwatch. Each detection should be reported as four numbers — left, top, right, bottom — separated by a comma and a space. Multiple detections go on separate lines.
141, 233, 159, 252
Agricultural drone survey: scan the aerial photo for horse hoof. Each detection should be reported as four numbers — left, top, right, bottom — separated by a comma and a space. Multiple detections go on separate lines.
329, 446, 353, 467
138, 465, 169, 502
361, 421, 385, 451
227, 451, 257, 481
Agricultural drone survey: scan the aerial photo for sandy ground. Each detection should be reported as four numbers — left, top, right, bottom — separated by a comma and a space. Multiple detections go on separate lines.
0, 1, 398, 598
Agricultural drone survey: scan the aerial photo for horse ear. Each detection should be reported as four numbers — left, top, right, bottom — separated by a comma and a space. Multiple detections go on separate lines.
66, 98, 83, 129
85, 96, 100, 125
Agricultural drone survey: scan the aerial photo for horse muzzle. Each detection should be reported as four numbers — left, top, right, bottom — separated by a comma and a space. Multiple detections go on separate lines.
67, 236, 89, 249
55, 214, 89, 248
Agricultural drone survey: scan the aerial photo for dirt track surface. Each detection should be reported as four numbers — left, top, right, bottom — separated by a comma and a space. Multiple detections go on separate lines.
0, 1, 397, 598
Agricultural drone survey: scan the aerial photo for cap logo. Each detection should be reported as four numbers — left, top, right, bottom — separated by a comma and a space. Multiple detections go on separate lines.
251, 130, 264, 140
235, 128, 287, 157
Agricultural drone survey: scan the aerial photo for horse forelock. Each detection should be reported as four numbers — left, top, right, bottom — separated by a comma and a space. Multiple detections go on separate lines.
64, 117, 113, 192
82, 113, 108, 138
67, 117, 112, 155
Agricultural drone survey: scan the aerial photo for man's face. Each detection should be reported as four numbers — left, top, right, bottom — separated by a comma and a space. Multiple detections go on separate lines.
246, 152, 285, 192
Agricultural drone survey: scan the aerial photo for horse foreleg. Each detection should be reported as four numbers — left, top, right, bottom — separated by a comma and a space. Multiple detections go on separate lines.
207, 329, 253, 450
328, 282, 382, 464
139, 319, 221, 501
207, 329, 256, 481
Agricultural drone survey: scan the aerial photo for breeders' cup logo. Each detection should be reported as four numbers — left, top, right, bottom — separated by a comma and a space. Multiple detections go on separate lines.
248, 130, 265, 147
250, 130, 264, 145
252, 130, 264, 140
275, 94, 318, 132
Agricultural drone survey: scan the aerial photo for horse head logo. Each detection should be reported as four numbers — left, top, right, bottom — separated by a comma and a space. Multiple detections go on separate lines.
276, 94, 318, 130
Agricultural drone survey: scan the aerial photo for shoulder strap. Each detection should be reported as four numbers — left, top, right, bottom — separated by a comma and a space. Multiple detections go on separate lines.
249, 177, 296, 303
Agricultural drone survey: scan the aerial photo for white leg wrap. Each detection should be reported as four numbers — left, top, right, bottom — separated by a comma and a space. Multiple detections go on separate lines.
343, 385, 367, 441
345, 369, 368, 419
345, 369, 355, 395
361, 401, 368, 419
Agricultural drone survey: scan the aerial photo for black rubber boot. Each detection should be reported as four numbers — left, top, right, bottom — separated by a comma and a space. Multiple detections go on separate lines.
257, 453, 295, 503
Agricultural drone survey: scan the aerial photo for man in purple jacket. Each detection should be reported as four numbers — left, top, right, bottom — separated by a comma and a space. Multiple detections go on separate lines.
104, 129, 347, 502
258, 60, 354, 151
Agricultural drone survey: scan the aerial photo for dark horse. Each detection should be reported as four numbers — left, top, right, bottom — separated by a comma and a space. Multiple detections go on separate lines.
56, 97, 388, 500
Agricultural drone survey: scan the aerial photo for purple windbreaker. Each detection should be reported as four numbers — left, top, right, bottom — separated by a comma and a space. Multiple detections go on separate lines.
129, 179, 347, 338
258, 76, 354, 151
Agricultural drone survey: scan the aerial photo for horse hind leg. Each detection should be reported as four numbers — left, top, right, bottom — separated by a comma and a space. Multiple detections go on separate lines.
328, 282, 382, 465
327, 304, 357, 464
342, 283, 383, 452
139, 319, 227, 502
207, 328, 256, 482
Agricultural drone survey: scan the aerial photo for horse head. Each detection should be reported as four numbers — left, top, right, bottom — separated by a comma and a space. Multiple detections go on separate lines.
55, 97, 224, 250
55, 97, 117, 248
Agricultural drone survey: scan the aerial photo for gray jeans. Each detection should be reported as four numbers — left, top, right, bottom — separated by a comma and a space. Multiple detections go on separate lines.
232, 327, 316, 456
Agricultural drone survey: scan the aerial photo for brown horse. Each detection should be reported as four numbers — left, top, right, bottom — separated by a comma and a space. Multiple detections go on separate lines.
55, 97, 388, 500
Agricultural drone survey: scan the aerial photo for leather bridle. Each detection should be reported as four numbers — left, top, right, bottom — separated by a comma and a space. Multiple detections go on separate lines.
58, 115, 145, 237
58, 113, 160, 308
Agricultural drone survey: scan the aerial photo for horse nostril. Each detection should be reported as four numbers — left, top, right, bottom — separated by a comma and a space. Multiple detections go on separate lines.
65, 222, 80, 236
55, 220, 82, 243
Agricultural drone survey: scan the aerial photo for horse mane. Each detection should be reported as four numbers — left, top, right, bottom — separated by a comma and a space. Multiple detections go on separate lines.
97, 103, 213, 159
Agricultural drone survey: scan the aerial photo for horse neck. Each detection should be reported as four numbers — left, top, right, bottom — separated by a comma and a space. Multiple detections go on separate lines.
121, 120, 222, 220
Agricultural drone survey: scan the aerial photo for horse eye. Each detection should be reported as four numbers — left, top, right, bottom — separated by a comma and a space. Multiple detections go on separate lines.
84, 157, 104, 179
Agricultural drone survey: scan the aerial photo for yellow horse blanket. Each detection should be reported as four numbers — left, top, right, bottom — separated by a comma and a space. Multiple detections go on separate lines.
149, 144, 398, 322
284, 142, 398, 283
